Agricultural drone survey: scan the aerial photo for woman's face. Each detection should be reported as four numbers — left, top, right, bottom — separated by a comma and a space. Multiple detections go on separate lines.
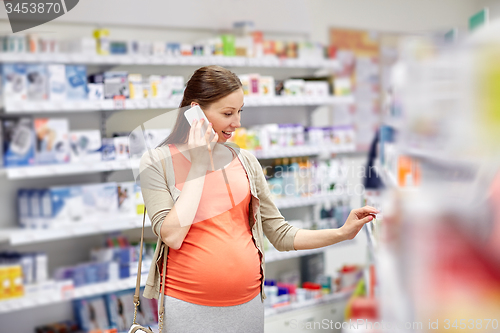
194, 88, 244, 143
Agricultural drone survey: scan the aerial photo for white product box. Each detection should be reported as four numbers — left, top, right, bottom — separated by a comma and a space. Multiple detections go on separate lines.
284, 79, 305, 96
82, 182, 118, 222
153, 41, 165, 55
87, 83, 104, 100
49, 185, 85, 224
161, 76, 184, 98
259, 76, 275, 97
304, 81, 329, 97
69, 130, 102, 162
34, 118, 70, 164
145, 128, 171, 149
47, 64, 66, 101
334, 77, 352, 96
148, 75, 161, 99
240, 75, 250, 95
26, 64, 48, 101
34, 252, 48, 282
113, 136, 129, 160
117, 182, 136, 216
128, 74, 143, 99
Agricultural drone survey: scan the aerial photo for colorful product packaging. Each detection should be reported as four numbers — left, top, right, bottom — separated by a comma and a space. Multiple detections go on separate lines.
34, 118, 70, 164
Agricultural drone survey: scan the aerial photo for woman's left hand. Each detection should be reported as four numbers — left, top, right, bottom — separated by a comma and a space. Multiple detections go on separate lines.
340, 206, 379, 241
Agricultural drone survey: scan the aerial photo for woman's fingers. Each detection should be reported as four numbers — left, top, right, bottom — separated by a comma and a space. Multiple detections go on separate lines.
203, 121, 213, 143
360, 215, 374, 224
354, 206, 379, 217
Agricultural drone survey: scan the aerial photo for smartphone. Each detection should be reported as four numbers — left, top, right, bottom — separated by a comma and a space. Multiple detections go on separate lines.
184, 105, 216, 140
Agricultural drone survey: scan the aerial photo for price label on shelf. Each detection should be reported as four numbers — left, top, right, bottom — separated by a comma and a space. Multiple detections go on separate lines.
113, 96, 126, 110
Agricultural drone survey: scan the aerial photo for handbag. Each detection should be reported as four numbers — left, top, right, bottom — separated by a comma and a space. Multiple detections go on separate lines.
128, 209, 167, 333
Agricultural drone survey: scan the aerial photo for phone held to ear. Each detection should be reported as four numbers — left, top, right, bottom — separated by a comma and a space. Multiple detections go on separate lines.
184, 105, 216, 140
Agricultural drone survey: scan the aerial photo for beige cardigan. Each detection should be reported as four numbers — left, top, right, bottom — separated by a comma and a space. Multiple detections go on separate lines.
139, 143, 299, 301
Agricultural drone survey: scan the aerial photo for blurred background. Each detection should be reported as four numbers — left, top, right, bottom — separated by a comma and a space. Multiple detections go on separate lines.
0, 0, 499, 332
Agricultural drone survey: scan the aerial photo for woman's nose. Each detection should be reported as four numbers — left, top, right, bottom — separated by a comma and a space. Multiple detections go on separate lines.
232, 116, 241, 128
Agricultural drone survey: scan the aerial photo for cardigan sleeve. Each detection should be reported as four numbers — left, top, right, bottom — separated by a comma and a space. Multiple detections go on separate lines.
246, 151, 299, 251
139, 147, 175, 237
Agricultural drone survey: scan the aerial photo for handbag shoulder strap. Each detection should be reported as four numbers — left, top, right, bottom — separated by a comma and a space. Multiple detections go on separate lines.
133, 145, 170, 329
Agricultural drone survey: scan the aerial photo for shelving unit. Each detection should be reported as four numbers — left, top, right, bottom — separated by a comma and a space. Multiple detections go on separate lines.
0, 274, 149, 314
0, 53, 340, 69
264, 290, 351, 318
0, 216, 150, 246
1, 146, 357, 180
2, 95, 353, 114
0, 33, 361, 333
1, 192, 346, 246
0, 245, 349, 315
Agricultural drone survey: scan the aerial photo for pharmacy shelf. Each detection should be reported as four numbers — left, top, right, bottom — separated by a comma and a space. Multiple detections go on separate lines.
265, 247, 326, 263
0, 159, 141, 180
2, 193, 342, 246
0, 272, 347, 315
0, 144, 359, 180
1, 95, 353, 114
0, 52, 340, 69
0, 274, 148, 314
249, 144, 356, 159
1, 215, 150, 246
274, 192, 344, 209
264, 290, 351, 318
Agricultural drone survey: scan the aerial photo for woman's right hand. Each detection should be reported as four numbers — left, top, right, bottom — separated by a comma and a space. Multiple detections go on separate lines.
187, 119, 218, 169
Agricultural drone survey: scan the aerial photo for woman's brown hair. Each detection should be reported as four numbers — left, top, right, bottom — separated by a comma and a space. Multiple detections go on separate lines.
162, 65, 242, 145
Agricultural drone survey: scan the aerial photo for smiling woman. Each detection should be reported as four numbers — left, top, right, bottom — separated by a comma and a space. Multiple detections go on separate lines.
139, 65, 378, 333
163, 65, 243, 146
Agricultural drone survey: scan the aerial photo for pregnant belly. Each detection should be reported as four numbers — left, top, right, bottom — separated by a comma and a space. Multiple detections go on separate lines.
164, 234, 262, 306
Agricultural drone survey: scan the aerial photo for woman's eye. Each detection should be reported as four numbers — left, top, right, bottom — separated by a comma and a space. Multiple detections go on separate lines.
225, 113, 232, 116
238, 109, 243, 113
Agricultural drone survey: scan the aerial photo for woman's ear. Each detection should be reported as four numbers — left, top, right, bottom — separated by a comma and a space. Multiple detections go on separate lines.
190, 102, 199, 108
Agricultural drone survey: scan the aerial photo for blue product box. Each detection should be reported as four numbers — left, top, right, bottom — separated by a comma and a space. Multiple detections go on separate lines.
34, 118, 70, 164
73, 296, 110, 331
72, 265, 86, 287
26, 64, 48, 101
1, 64, 28, 103
84, 263, 99, 285
379, 125, 395, 165
17, 189, 30, 228
101, 138, 115, 161
39, 189, 52, 227
2, 117, 36, 167
82, 182, 118, 222
105, 289, 135, 331
28, 189, 42, 229
65, 65, 88, 100
49, 185, 84, 224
